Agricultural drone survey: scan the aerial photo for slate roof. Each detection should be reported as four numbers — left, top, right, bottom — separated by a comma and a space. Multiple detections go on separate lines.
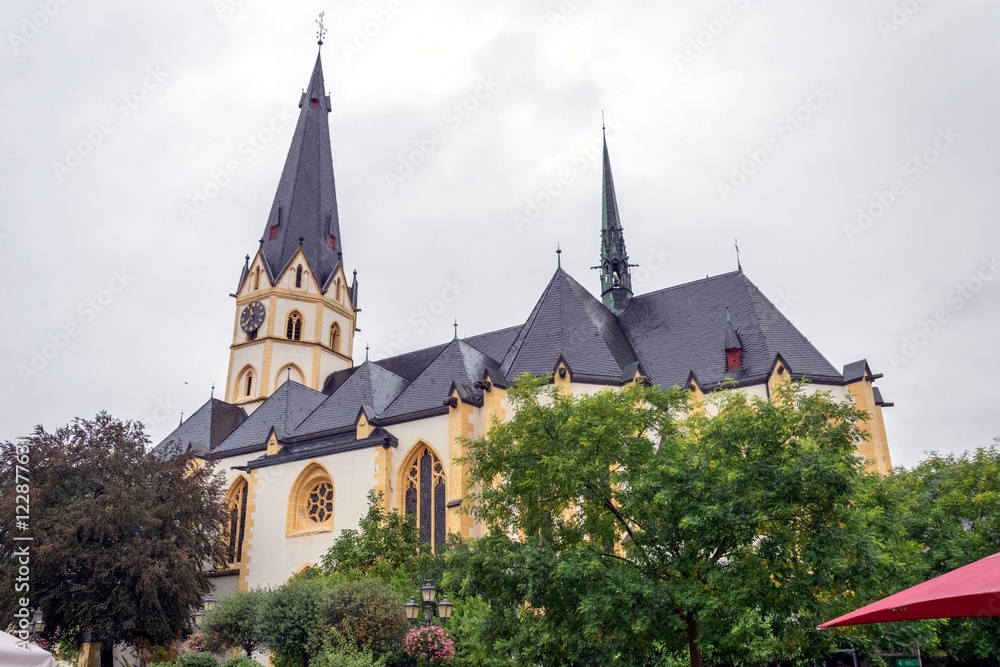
501, 269, 638, 384
259, 51, 343, 291
380, 338, 501, 420
619, 271, 842, 389
152, 398, 247, 458
210, 381, 327, 458
295, 361, 408, 433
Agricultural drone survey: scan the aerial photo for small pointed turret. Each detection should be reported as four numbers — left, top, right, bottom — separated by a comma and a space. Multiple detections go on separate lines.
596, 125, 634, 314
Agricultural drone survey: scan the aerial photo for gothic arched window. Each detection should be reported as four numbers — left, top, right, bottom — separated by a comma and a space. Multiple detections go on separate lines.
223, 478, 249, 565
253, 267, 261, 291
330, 323, 341, 352
286, 312, 303, 341
295, 265, 303, 288
403, 445, 446, 553
238, 367, 255, 398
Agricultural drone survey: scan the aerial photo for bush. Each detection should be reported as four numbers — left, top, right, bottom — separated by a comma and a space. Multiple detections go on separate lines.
312, 634, 386, 667
323, 580, 407, 657
149, 663, 176, 667
175, 652, 220, 667
262, 576, 331, 667
222, 658, 265, 667
202, 589, 269, 656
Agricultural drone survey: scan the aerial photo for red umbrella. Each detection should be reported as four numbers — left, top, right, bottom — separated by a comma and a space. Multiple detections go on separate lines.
819, 552, 1000, 628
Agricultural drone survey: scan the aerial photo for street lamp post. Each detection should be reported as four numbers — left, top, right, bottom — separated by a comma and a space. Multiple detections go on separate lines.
405, 580, 453, 626
29, 610, 45, 638
193, 595, 217, 629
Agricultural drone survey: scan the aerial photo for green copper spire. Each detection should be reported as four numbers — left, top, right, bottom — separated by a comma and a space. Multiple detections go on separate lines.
595, 124, 634, 314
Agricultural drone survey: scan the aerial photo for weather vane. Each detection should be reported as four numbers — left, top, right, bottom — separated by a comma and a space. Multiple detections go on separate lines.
316, 12, 327, 46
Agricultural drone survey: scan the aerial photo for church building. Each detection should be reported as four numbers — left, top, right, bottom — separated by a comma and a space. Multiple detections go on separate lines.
154, 47, 894, 598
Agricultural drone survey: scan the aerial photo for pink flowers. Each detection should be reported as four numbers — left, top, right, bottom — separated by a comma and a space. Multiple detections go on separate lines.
182, 632, 206, 653
403, 624, 455, 663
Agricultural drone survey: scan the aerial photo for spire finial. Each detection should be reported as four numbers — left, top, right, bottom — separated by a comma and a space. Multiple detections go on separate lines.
179, 411, 184, 426
365, 344, 369, 361
453, 319, 459, 340
726, 307, 731, 322
287, 367, 292, 383
601, 109, 606, 132
734, 239, 742, 273
556, 244, 562, 269
210, 383, 215, 399
316, 12, 327, 46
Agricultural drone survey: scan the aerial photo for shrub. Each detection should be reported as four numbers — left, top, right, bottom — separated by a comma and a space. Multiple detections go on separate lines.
322, 580, 407, 657
222, 657, 265, 667
175, 652, 220, 667
202, 589, 269, 656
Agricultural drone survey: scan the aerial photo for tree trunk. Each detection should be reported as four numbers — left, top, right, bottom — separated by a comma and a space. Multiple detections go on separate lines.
686, 612, 703, 667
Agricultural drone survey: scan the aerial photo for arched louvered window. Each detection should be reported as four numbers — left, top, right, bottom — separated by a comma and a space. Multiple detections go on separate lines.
330, 323, 341, 352
295, 265, 303, 288
286, 312, 303, 341
403, 445, 446, 553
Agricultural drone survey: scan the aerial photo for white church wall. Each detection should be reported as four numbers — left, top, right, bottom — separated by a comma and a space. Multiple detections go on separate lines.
246, 446, 379, 588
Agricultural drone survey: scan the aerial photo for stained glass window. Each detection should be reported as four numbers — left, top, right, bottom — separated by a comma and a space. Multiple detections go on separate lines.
404, 446, 447, 552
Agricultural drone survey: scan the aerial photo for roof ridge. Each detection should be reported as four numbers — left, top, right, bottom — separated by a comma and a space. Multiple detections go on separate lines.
633, 270, 744, 299
500, 269, 564, 376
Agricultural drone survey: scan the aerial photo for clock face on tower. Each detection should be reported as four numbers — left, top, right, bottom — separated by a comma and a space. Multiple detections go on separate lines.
240, 301, 266, 333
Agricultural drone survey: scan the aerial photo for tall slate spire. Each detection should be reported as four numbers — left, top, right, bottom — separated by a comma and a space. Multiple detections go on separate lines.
260, 49, 343, 291
597, 126, 634, 314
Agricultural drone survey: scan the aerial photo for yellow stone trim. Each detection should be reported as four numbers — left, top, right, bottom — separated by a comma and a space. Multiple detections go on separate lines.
447, 391, 475, 538
237, 469, 260, 591
554, 362, 571, 394
847, 378, 893, 475
274, 362, 306, 389
357, 413, 374, 439
373, 443, 393, 512
286, 461, 336, 538
266, 432, 283, 456
261, 339, 274, 395
767, 359, 791, 400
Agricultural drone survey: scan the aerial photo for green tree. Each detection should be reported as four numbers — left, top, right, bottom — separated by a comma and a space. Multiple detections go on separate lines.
320, 490, 442, 595
892, 442, 1000, 663
457, 375, 908, 667
0, 413, 226, 651
261, 576, 331, 667
201, 588, 269, 656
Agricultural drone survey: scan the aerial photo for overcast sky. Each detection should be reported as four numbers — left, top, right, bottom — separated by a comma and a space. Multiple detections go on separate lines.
1, 0, 997, 467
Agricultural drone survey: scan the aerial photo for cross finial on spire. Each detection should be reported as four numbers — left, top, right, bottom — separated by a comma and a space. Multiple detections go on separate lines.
316, 12, 327, 46
734, 239, 742, 273
556, 244, 562, 269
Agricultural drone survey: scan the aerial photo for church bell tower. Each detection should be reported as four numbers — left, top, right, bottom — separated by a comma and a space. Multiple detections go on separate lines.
225, 45, 358, 412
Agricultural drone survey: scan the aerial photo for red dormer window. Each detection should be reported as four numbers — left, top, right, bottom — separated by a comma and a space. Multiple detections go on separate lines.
269, 225, 279, 240
328, 234, 336, 250
726, 348, 742, 371
310, 98, 319, 109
